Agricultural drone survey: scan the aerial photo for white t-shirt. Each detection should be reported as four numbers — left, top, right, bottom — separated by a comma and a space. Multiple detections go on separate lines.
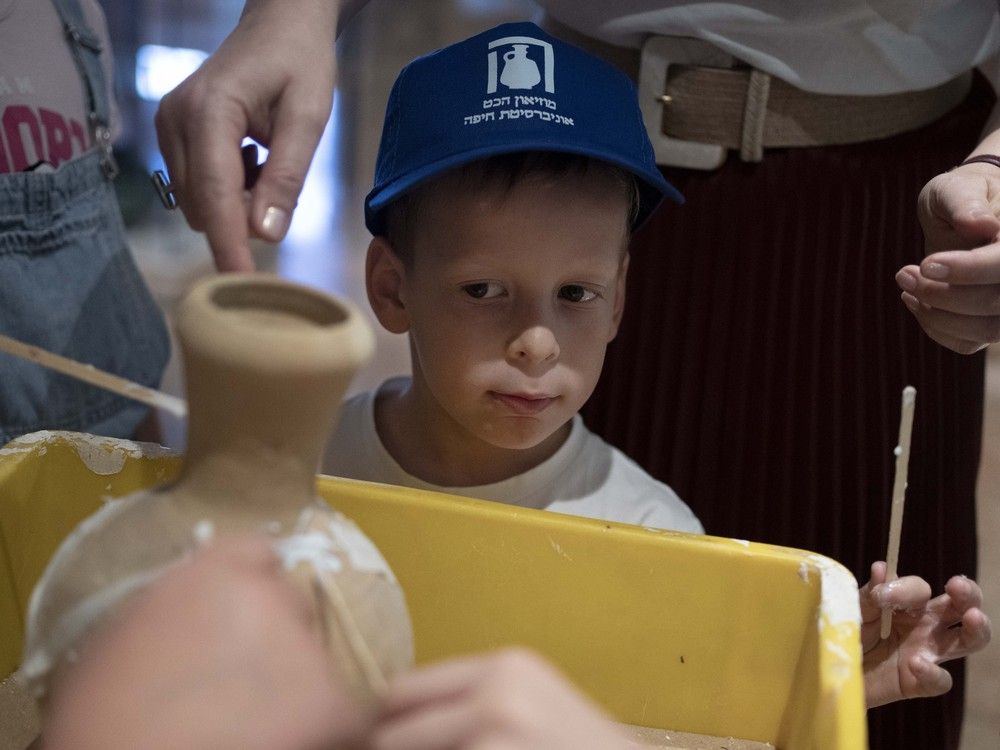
322, 380, 704, 534
536, 0, 1000, 95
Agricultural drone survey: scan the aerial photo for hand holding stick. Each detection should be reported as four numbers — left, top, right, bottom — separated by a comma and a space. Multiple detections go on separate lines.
881, 386, 917, 639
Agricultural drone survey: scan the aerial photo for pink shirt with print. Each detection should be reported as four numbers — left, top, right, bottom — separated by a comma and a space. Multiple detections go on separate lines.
0, 0, 118, 173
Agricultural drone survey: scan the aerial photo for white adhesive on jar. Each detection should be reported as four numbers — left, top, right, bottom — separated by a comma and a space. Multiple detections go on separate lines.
23, 493, 139, 653
325, 518, 397, 581
21, 564, 167, 695
194, 519, 215, 545
274, 532, 345, 574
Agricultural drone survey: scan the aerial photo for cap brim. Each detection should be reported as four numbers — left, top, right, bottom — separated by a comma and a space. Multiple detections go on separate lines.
365, 141, 683, 235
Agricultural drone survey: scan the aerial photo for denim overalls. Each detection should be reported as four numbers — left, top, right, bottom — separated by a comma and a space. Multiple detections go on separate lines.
0, 0, 170, 445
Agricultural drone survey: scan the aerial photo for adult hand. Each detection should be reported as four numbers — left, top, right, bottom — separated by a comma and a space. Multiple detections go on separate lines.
897, 161, 1000, 354
155, 0, 342, 271
371, 648, 633, 750
860, 561, 991, 709
42, 536, 368, 750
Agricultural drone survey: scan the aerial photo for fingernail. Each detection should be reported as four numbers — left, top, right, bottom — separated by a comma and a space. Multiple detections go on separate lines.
896, 270, 917, 292
923, 262, 949, 280
261, 206, 290, 241
902, 293, 919, 313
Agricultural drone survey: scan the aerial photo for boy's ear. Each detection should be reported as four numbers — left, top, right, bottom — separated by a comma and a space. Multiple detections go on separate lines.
609, 252, 629, 341
366, 236, 410, 334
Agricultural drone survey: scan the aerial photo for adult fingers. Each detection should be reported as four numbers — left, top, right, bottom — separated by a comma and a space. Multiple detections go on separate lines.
249, 82, 333, 243
900, 292, 996, 353
183, 103, 254, 271
896, 266, 1000, 316
919, 243, 1000, 286
372, 697, 482, 750
155, 89, 254, 271
379, 655, 488, 719
922, 171, 1000, 245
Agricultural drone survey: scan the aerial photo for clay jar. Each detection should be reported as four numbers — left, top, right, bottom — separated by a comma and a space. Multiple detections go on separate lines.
21, 274, 413, 708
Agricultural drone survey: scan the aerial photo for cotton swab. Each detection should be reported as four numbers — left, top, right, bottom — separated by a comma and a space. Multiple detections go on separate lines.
881, 385, 916, 639
0, 333, 187, 418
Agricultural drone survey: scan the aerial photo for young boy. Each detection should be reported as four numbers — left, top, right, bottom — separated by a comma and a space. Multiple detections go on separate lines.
323, 22, 990, 708
326, 21, 700, 534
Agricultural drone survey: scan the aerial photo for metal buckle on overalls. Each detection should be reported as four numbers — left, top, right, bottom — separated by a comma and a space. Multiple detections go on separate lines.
88, 113, 119, 180
637, 36, 734, 170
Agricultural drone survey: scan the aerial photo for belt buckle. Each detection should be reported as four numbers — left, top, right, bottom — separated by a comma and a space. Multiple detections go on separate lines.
638, 36, 734, 170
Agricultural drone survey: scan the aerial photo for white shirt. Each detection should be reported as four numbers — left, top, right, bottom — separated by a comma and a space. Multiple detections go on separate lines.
322, 380, 704, 534
536, 0, 1000, 95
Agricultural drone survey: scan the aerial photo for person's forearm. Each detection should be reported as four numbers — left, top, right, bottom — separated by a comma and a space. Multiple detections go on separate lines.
239, 0, 371, 38
336, 0, 372, 36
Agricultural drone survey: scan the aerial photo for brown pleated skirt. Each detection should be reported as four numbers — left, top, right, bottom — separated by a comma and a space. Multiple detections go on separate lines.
582, 73, 995, 749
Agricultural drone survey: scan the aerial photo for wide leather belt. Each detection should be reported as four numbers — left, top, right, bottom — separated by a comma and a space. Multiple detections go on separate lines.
541, 16, 973, 170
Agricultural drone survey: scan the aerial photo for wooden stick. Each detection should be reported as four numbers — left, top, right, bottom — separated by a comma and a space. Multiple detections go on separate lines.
881, 386, 916, 639
0, 333, 187, 418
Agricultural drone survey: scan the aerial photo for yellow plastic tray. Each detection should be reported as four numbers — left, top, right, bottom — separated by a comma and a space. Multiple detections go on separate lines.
0, 431, 866, 748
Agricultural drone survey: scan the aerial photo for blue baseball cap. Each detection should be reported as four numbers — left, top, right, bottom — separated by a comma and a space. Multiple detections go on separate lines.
365, 21, 683, 235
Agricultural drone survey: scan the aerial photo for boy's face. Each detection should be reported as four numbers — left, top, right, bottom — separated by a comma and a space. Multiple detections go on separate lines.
370, 174, 629, 454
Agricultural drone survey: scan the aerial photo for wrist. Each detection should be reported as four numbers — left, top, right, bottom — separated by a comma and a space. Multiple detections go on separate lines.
964, 123, 1000, 162
240, 0, 340, 36
957, 154, 1000, 170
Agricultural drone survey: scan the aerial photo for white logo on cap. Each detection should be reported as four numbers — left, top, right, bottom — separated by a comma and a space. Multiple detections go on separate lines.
487, 36, 554, 94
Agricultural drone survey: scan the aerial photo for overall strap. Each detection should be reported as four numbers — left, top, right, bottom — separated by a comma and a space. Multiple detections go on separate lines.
48, 0, 118, 178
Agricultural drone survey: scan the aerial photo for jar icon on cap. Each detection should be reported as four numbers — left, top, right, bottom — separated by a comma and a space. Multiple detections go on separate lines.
500, 44, 540, 90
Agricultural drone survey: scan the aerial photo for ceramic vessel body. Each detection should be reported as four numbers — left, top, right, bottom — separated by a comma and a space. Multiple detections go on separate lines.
21, 275, 412, 705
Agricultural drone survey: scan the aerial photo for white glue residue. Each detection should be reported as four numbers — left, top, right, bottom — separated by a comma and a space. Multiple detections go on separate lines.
1, 431, 178, 474
274, 532, 345, 574
548, 537, 573, 561
894, 445, 902, 457
325, 518, 396, 580
800, 554, 860, 627
1, 430, 55, 447
0, 429, 56, 455
194, 519, 215, 545
21, 563, 166, 695
798, 560, 810, 583
70, 433, 175, 475
23, 492, 144, 648
796, 555, 862, 689
825, 640, 851, 662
